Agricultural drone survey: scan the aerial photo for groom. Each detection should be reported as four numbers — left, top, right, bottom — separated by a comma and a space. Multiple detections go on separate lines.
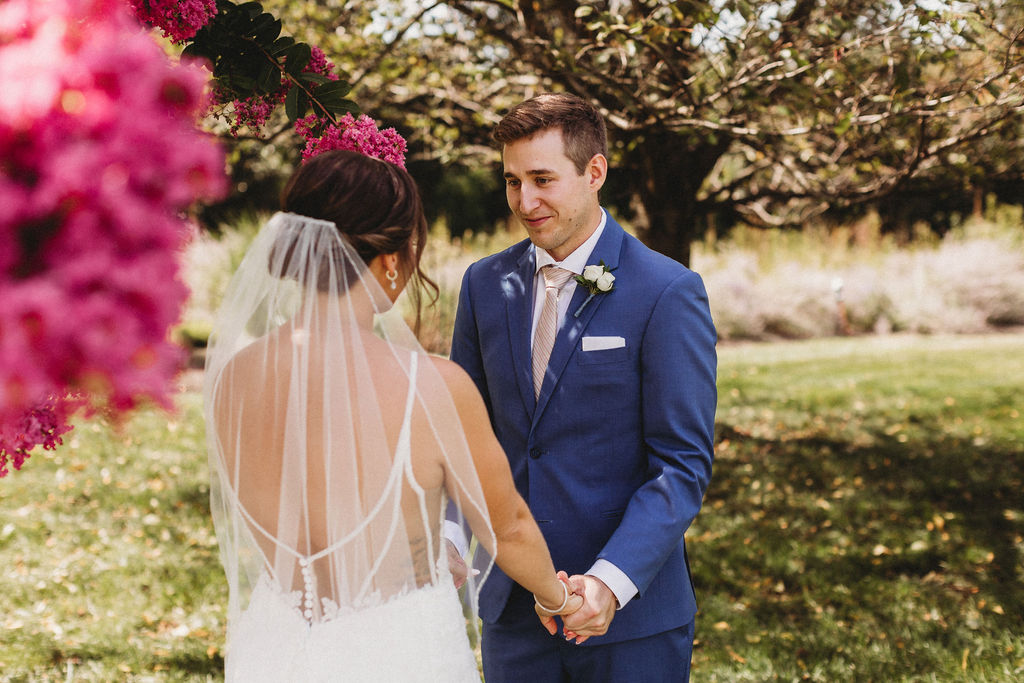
450, 92, 717, 682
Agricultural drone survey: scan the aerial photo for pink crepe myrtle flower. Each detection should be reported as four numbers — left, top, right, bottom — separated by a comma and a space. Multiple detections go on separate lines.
0, 395, 82, 478
129, 0, 217, 43
0, 0, 227, 473
214, 45, 341, 136
296, 113, 408, 168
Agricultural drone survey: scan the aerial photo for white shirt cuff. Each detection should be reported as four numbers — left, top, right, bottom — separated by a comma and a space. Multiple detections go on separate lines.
587, 559, 638, 610
443, 520, 469, 557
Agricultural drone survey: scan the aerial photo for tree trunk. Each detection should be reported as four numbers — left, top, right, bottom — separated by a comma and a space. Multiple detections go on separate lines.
627, 133, 728, 268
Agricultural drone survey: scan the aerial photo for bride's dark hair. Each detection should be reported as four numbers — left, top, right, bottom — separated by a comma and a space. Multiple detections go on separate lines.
278, 150, 438, 330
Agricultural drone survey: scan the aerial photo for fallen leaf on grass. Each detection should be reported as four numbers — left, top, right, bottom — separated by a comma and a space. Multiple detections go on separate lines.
727, 646, 746, 664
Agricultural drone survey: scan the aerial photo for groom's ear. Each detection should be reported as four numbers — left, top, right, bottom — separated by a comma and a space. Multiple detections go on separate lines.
586, 154, 607, 193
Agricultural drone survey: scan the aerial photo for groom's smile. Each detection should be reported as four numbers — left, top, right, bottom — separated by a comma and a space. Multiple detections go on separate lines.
523, 215, 552, 228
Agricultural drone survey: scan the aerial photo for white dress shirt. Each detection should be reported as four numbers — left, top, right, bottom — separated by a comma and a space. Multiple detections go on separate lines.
530, 210, 606, 344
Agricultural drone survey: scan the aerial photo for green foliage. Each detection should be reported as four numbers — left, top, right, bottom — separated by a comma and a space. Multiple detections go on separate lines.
421, 0, 1024, 263
180, 1, 1023, 264
183, 0, 357, 123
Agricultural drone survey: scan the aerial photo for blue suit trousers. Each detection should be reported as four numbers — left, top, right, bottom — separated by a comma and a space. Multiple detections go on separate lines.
482, 585, 694, 683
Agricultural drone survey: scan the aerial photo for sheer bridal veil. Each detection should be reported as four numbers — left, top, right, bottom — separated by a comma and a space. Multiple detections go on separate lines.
203, 210, 493, 631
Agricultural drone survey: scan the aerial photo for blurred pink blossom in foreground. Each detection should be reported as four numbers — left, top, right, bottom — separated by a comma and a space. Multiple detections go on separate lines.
0, 0, 227, 475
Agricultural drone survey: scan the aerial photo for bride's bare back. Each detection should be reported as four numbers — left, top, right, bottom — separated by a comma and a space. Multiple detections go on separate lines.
214, 321, 454, 599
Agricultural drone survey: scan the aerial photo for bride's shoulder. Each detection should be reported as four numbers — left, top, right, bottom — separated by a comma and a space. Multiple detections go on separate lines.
425, 355, 472, 387
424, 356, 479, 406
219, 335, 275, 384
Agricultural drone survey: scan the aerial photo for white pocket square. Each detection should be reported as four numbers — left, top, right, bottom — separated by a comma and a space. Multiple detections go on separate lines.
582, 336, 626, 351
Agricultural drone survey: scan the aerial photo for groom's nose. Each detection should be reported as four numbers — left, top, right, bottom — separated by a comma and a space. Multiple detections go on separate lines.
518, 185, 542, 213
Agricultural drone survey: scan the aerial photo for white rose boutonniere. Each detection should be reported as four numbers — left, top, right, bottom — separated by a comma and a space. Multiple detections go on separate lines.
573, 261, 616, 317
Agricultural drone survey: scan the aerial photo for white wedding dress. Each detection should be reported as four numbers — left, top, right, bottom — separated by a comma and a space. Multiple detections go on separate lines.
203, 214, 493, 683
227, 572, 478, 681
221, 356, 480, 682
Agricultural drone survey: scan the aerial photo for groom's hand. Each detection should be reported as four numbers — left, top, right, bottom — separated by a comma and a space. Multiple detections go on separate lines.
561, 574, 617, 644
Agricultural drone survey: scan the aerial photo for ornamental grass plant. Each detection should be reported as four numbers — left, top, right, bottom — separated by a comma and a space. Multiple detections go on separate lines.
180, 203, 1024, 355
695, 205, 1024, 342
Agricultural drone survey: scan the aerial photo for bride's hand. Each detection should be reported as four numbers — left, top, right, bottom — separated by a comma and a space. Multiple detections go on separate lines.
445, 539, 469, 589
534, 571, 584, 635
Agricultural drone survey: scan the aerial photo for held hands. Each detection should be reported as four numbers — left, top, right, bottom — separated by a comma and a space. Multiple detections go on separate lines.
533, 571, 584, 635
558, 574, 617, 644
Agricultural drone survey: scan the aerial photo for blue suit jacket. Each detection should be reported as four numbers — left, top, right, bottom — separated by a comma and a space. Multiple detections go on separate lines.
451, 214, 717, 644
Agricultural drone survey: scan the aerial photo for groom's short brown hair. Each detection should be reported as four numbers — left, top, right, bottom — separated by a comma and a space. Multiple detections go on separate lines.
492, 92, 607, 176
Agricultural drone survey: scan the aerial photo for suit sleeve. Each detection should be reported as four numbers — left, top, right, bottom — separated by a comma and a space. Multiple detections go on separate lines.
596, 268, 717, 595
446, 264, 491, 535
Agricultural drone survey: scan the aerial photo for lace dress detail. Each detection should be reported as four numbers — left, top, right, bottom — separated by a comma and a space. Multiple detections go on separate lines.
222, 354, 481, 682
226, 567, 479, 682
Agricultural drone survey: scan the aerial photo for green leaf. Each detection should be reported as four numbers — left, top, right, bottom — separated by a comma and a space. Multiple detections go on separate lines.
285, 85, 309, 121
331, 99, 360, 116
222, 2, 258, 33
270, 36, 296, 55
249, 15, 282, 45
235, 1, 264, 18
181, 42, 213, 62
313, 80, 353, 100
283, 43, 312, 76
296, 72, 331, 86
255, 62, 280, 94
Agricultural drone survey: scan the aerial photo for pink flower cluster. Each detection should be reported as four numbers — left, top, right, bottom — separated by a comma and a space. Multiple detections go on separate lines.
129, 0, 217, 43
296, 113, 408, 168
215, 46, 339, 135
0, 396, 82, 477
0, 0, 227, 474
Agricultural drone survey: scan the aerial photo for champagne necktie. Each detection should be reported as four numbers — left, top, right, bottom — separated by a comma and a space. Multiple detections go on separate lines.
533, 265, 574, 398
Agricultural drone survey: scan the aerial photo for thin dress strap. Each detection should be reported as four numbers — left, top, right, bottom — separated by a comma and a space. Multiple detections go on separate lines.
395, 352, 418, 469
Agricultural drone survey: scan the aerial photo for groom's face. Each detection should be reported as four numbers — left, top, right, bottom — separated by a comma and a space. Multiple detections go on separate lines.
502, 128, 605, 262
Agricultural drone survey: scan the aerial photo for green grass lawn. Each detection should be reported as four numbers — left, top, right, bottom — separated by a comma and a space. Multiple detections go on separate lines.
693, 332, 1024, 681
2, 332, 1022, 681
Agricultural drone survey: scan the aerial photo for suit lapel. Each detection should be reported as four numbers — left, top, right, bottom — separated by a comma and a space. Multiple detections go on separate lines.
533, 218, 625, 424
504, 247, 538, 417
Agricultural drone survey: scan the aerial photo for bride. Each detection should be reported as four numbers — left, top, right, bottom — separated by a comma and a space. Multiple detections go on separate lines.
203, 150, 581, 681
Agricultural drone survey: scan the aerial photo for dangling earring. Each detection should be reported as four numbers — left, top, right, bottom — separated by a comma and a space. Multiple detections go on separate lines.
385, 269, 398, 290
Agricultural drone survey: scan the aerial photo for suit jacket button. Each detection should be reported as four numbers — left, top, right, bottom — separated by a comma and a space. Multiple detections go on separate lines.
529, 448, 542, 459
